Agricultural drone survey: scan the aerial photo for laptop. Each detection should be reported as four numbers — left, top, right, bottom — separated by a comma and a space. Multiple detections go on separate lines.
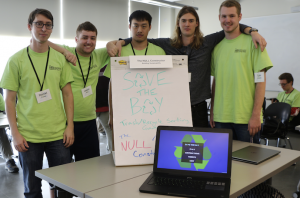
232, 146, 281, 165
139, 126, 233, 198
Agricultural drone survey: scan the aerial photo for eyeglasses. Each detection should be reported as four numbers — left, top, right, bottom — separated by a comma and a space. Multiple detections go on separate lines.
279, 83, 287, 87
32, 22, 53, 30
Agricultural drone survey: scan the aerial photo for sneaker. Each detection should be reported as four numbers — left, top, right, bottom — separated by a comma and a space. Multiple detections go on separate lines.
100, 132, 106, 136
5, 159, 19, 173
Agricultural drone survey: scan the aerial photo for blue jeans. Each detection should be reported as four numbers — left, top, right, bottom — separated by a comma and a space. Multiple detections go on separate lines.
71, 119, 100, 161
214, 122, 260, 144
19, 139, 71, 198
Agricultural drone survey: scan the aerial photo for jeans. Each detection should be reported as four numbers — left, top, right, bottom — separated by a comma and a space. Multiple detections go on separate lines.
19, 139, 71, 198
191, 101, 209, 127
96, 112, 113, 151
71, 119, 100, 161
214, 122, 260, 144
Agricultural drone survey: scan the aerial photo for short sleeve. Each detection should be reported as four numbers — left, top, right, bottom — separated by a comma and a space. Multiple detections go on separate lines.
0, 57, 20, 92
103, 59, 111, 79
0, 94, 5, 111
292, 93, 300, 107
251, 46, 273, 73
94, 48, 110, 69
277, 93, 282, 101
60, 60, 74, 89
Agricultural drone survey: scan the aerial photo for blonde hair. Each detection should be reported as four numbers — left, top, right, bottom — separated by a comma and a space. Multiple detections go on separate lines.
171, 6, 204, 49
219, 0, 241, 15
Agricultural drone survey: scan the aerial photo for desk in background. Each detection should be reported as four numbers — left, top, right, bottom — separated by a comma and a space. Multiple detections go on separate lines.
0, 112, 9, 128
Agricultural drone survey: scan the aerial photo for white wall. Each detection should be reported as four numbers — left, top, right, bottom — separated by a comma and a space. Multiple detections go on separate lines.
176, 0, 300, 107
0, 0, 61, 38
63, 0, 128, 40
160, 7, 176, 38
177, 0, 300, 36
131, 1, 160, 38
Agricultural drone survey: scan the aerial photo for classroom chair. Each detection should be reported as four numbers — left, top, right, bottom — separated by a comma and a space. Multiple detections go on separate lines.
260, 102, 293, 149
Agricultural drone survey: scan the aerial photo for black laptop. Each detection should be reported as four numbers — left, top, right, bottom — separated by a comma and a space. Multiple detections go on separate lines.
139, 126, 233, 198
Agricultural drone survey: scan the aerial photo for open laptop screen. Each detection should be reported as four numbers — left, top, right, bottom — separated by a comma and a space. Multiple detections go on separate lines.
157, 130, 229, 174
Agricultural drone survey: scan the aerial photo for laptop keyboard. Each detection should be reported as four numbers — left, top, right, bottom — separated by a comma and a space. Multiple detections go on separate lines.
147, 176, 225, 191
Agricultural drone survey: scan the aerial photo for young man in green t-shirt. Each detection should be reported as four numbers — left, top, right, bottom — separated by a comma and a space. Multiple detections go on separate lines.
0, 9, 74, 198
48, 22, 110, 161
210, 0, 273, 143
104, 10, 166, 133
275, 73, 300, 124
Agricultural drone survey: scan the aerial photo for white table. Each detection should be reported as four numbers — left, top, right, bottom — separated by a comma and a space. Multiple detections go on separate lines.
35, 154, 152, 197
36, 141, 300, 198
85, 141, 300, 198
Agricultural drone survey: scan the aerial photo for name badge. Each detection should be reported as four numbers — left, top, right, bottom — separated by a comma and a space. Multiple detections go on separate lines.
254, 72, 264, 83
81, 85, 93, 98
35, 89, 52, 103
129, 55, 173, 69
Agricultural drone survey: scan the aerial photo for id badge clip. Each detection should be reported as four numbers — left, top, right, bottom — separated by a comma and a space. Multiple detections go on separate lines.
81, 85, 93, 98
35, 89, 52, 103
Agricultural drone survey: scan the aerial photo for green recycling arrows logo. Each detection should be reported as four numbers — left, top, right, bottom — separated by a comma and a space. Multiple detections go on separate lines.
174, 134, 212, 170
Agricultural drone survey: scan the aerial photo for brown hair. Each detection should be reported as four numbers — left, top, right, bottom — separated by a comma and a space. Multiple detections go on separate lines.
171, 6, 204, 49
28, 8, 53, 25
279, 73, 294, 85
219, 0, 241, 15
76, 21, 98, 36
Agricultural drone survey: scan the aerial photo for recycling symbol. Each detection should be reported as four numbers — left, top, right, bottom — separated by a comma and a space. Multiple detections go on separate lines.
174, 134, 212, 170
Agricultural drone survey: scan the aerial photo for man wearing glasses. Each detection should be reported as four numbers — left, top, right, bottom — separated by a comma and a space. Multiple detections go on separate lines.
273, 73, 300, 124
0, 9, 74, 198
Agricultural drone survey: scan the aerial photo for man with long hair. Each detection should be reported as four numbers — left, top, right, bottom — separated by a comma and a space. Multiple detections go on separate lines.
107, 6, 266, 127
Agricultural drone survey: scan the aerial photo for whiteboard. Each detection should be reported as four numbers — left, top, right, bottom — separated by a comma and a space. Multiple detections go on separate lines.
241, 13, 300, 91
111, 56, 193, 166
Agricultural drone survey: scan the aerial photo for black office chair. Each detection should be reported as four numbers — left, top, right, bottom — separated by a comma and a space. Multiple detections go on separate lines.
261, 102, 293, 149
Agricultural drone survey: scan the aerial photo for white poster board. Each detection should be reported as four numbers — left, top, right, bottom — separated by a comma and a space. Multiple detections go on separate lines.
241, 13, 300, 91
111, 55, 193, 166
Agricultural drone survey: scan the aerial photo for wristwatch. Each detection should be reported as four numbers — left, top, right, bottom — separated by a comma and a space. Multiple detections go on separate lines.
249, 28, 258, 34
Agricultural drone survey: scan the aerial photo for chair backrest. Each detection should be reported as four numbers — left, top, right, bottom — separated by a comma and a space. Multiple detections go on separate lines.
264, 102, 291, 125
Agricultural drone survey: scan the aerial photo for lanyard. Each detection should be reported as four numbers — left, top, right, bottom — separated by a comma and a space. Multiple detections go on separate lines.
281, 89, 294, 102
27, 46, 50, 91
75, 49, 92, 88
130, 42, 148, 55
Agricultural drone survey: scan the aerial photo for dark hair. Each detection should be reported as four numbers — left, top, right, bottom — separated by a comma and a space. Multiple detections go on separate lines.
76, 21, 98, 36
129, 10, 152, 26
219, 0, 241, 15
28, 8, 53, 25
171, 6, 204, 49
279, 73, 294, 85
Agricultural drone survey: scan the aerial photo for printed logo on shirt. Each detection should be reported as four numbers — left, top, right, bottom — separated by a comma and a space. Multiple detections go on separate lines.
49, 65, 61, 71
235, 49, 246, 53
90, 64, 98, 70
